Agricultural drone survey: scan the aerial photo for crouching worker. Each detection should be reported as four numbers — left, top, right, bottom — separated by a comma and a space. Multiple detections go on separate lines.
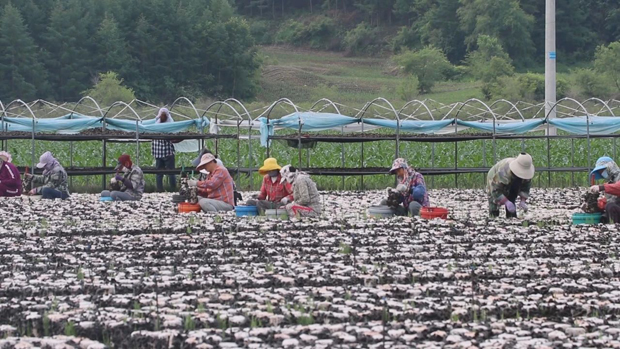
386, 158, 429, 216
194, 153, 234, 212
25, 151, 70, 200
487, 152, 535, 218
589, 156, 620, 223
280, 165, 322, 218
0, 151, 21, 197
246, 158, 293, 214
101, 154, 144, 201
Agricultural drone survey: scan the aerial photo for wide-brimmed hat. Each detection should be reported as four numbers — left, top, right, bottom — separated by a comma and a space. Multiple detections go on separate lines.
389, 158, 408, 174
509, 152, 535, 180
196, 153, 216, 171
591, 156, 613, 180
259, 158, 282, 175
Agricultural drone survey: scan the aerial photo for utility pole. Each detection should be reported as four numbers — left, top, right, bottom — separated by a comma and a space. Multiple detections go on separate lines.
545, 0, 556, 135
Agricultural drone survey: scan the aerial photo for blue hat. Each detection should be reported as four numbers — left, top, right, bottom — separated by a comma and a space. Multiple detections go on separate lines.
591, 156, 613, 180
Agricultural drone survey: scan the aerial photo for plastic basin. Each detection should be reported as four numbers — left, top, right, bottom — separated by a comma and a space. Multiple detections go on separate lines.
100, 196, 113, 202
235, 205, 259, 217
178, 202, 201, 213
368, 205, 394, 218
572, 212, 602, 225
265, 208, 288, 219
421, 207, 449, 220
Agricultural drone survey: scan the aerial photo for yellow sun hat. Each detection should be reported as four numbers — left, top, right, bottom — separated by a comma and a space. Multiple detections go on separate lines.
258, 158, 282, 175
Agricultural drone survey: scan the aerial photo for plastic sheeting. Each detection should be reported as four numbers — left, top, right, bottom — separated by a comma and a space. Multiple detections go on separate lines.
258, 112, 359, 146
364, 118, 454, 133
0, 114, 209, 134
549, 116, 620, 135
456, 118, 545, 135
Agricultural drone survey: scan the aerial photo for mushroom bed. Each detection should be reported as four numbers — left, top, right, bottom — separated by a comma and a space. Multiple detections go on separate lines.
0, 189, 619, 348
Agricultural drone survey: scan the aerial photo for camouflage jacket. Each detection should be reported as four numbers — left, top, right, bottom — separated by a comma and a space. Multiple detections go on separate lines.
486, 158, 531, 204
32, 165, 69, 195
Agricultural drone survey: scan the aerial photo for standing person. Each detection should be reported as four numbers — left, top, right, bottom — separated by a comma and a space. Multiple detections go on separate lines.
589, 156, 620, 223
387, 158, 429, 216
26, 151, 70, 200
280, 165, 322, 218
192, 153, 235, 212
152, 107, 176, 192
0, 151, 21, 197
487, 152, 535, 218
101, 154, 145, 201
246, 158, 293, 214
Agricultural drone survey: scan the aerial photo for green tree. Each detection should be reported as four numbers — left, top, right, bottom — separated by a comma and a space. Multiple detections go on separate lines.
572, 68, 611, 98
465, 35, 514, 99
594, 41, 620, 92
393, 46, 451, 93
95, 14, 135, 81
83, 71, 135, 106
417, 0, 467, 64
458, 0, 535, 65
0, 3, 49, 101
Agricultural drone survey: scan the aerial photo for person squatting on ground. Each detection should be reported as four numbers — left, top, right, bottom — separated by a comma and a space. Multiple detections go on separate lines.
193, 153, 235, 212
385, 158, 429, 216
589, 156, 620, 223
280, 165, 322, 218
487, 152, 535, 218
246, 158, 293, 214
152, 108, 176, 192
25, 151, 70, 200
101, 154, 145, 201
191, 148, 242, 205
0, 151, 22, 197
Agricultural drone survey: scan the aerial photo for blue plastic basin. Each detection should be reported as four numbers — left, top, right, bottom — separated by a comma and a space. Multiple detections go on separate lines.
572, 212, 602, 225
235, 205, 258, 217
100, 196, 113, 202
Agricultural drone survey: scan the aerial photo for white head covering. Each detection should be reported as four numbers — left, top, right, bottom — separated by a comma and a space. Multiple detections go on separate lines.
156, 108, 174, 123
280, 165, 306, 184
0, 151, 11, 163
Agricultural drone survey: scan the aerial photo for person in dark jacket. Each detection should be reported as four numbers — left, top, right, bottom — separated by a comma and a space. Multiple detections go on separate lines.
0, 151, 22, 197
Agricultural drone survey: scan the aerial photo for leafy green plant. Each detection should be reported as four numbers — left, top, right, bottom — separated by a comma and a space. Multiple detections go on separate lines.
64, 321, 76, 336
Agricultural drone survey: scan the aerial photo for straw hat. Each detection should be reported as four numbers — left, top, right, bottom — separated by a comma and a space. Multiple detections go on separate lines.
259, 158, 282, 175
509, 152, 535, 180
196, 153, 216, 171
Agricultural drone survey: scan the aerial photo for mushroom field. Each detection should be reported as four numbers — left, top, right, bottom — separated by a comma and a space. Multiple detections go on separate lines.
1, 188, 620, 348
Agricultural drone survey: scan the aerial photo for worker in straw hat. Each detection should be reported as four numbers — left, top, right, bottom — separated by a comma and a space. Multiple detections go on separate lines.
280, 165, 322, 218
0, 151, 21, 197
487, 152, 535, 218
589, 156, 620, 223
192, 153, 235, 212
246, 158, 293, 214
25, 151, 70, 200
386, 158, 429, 216
101, 154, 145, 201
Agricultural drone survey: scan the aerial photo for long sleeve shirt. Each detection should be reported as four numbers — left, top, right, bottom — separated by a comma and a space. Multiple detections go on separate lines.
399, 167, 430, 207
32, 165, 69, 194
486, 158, 531, 204
0, 161, 22, 195
257, 174, 293, 202
197, 164, 234, 206
292, 174, 321, 212
121, 166, 145, 199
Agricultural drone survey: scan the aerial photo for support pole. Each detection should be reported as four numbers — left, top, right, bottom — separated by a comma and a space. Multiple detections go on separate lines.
545, 0, 557, 136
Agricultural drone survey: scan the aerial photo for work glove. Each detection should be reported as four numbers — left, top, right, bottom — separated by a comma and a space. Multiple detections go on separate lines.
114, 174, 124, 182
518, 198, 528, 212
29, 188, 37, 195
24, 173, 33, 179
590, 185, 602, 193
395, 184, 408, 194
504, 200, 516, 213
188, 179, 198, 187
281, 197, 289, 205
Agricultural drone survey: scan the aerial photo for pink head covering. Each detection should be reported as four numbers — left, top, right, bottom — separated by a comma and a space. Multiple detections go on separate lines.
0, 151, 11, 163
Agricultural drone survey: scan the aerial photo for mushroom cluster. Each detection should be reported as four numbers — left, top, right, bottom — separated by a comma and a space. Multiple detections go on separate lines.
0, 188, 618, 347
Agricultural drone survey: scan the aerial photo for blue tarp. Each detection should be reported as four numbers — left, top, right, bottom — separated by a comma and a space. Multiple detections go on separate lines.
549, 116, 620, 135
364, 118, 455, 133
258, 112, 359, 146
456, 118, 545, 135
0, 114, 209, 134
